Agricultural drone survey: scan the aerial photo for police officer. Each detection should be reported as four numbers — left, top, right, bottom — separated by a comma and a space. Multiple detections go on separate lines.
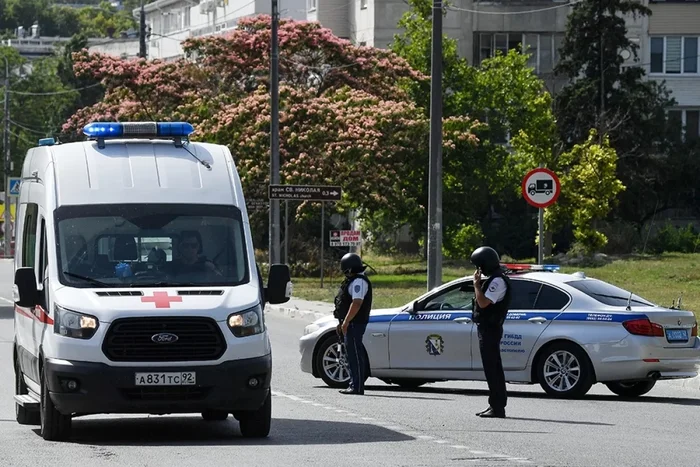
333, 252, 373, 395
470, 246, 512, 418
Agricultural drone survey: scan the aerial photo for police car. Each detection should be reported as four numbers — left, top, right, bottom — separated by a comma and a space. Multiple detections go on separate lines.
12, 121, 291, 441
299, 264, 700, 398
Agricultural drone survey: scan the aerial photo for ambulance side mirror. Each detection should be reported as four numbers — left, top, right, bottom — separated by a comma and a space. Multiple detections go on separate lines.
15, 267, 38, 308
266, 263, 292, 305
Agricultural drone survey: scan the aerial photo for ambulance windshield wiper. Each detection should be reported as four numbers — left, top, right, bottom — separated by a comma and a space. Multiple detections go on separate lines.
130, 281, 199, 287
62, 271, 109, 287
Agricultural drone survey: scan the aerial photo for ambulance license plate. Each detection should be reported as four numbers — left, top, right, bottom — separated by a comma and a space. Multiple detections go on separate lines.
134, 372, 196, 386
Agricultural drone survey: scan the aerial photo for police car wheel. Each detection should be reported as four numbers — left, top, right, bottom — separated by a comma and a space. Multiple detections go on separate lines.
14, 352, 40, 425
315, 334, 351, 388
605, 380, 656, 398
238, 390, 271, 438
315, 333, 370, 389
536, 342, 593, 399
201, 410, 229, 421
39, 366, 72, 441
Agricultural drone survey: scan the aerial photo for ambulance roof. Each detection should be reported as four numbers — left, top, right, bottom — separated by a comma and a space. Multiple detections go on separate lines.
26, 122, 242, 208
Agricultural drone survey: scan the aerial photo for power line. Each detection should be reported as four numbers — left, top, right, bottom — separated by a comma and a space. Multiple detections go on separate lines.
7, 82, 102, 96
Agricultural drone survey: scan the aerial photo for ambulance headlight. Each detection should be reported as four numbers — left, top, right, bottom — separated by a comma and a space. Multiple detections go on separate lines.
227, 304, 264, 337
54, 306, 99, 339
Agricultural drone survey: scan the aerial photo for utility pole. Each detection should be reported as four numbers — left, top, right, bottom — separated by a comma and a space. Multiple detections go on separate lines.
268, 0, 281, 265
139, 0, 147, 59
3, 57, 10, 258
426, 0, 443, 291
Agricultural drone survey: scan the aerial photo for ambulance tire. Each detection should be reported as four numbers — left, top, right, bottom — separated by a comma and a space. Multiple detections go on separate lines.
238, 390, 271, 438
40, 366, 72, 441
14, 352, 40, 425
201, 410, 229, 421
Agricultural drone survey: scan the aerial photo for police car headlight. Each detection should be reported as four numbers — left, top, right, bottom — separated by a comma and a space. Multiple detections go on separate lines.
303, 323, 320, 335
227, 304, 264, 337
54, 305, 99, 339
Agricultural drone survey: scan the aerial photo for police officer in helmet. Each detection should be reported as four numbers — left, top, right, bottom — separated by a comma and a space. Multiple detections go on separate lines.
333, 252, 373, 395
471, 246, 512, 418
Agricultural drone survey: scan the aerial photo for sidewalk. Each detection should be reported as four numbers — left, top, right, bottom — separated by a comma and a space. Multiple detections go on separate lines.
264, 297, 334, 323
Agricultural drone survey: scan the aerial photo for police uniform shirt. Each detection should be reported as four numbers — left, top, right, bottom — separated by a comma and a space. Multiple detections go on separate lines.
484, 277, 507, 304
349, 273, 369, 300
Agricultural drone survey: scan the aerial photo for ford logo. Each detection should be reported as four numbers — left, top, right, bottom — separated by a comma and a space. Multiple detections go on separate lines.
151, 333, 179, 344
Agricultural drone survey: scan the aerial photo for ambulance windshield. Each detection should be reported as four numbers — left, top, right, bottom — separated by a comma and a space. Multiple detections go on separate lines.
54, 203, 249, 288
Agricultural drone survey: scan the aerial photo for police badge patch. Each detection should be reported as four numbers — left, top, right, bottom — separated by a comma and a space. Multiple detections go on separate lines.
425, 334, 444, 356
354, 284, 361, 293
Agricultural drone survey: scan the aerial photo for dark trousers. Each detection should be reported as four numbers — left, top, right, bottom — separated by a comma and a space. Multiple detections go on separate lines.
477, 323, 507, 412
344, 321, 368, 393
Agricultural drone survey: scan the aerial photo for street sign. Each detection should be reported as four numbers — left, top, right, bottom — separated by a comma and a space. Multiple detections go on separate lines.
247, 198, 268, 212
521, 168, 560, 209
8, 177, 20, 197
330, 230, 362, 247
268, 184, 342, 201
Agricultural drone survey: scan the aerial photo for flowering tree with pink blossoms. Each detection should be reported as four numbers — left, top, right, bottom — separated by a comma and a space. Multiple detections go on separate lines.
61, 15, 481, 260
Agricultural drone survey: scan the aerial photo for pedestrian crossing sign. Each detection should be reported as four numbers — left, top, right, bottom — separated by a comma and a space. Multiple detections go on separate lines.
8, 177, 20, 197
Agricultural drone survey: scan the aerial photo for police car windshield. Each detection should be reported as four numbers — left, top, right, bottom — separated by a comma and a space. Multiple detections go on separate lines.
565, 279, 655, 307
54, 203, 249, 288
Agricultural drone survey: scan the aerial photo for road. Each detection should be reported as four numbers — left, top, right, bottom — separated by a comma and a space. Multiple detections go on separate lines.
0, 259, 698, 467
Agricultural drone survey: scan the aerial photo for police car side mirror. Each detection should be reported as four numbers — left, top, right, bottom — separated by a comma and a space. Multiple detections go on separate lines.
266, 264, 292, 305
15, 267, 38, 308
408, 301, 418, 315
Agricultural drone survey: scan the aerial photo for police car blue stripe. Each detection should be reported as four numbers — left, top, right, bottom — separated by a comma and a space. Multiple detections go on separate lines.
368, 311, 649, 323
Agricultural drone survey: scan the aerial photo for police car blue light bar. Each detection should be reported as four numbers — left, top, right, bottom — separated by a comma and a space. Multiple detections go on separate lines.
502, 263, 560, 272
82, 122, 195, 139
38, 137, 55, 146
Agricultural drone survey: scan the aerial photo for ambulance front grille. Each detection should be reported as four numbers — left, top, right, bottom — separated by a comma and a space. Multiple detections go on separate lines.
102, 317, 226, 362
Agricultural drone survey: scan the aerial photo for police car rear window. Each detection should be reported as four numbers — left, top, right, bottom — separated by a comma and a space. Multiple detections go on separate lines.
565, 279, 655, 307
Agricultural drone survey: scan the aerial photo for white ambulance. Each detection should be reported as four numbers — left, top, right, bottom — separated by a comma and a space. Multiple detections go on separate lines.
12, 121, 291, 441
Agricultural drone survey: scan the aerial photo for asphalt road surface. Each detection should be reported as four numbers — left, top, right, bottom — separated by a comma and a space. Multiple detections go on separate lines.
0, 259, 698, 467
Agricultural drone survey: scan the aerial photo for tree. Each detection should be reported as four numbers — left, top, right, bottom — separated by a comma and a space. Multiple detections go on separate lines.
554, 0, 676, 231
539, 130, 626, 253
60, 16, 480, 260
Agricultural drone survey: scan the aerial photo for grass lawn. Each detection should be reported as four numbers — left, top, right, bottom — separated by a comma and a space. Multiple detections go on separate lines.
290, 253, 700, 318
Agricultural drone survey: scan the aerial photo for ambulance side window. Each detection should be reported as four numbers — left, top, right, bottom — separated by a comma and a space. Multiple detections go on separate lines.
37, 218, 48, 285
21, 203, 38, 269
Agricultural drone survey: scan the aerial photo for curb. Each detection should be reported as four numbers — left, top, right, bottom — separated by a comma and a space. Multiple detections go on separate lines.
264, 303, 333, 324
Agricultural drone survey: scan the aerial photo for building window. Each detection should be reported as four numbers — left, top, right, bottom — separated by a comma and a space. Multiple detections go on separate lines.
650, 36, 699, 74
667, 109, 700, 142
361, 0, 368, 9
308, 0, 316, 11
474, 32, 563, 74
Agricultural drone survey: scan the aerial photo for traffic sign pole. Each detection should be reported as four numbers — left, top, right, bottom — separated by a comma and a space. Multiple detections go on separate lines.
521, 167, 561, 265
320, 201, 325, 289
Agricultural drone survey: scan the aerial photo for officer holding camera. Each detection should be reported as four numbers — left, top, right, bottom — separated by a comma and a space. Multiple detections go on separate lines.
470, 246, 512, 418
333, 253, 373, 395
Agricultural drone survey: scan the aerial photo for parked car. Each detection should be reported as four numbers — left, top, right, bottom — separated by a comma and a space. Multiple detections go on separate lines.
299, 264, 700, 398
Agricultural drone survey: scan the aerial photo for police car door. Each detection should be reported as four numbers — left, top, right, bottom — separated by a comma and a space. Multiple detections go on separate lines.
471, 278, 567, 371
389, 282, 475, 372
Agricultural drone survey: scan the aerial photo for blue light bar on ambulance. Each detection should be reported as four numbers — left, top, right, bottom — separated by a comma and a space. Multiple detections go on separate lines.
502, 263, 560, 272
38, 137, 55, 146
82, 122, 195, 139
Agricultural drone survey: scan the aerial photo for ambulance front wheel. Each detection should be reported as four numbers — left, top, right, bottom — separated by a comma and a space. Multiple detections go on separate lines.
40, 365, 72, 441
237, 390, 271, 438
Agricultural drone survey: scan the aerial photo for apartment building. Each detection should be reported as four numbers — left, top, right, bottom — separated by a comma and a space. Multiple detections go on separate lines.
90, 0, 307, 60
645, 0, 700, 142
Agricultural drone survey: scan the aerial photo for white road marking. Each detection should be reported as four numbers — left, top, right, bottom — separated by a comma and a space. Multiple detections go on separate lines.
271, 390, 532, 464
0, 296, 14, 305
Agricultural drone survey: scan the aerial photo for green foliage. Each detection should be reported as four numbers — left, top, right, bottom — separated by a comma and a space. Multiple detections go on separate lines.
647, 224, 700, 254
543, 130, 625, 253
553, 0, 677, 230
442, 223, 484, 260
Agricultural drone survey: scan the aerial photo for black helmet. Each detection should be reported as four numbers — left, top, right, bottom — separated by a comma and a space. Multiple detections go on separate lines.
340, 253, 365, 275
470, 246, 501, 276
